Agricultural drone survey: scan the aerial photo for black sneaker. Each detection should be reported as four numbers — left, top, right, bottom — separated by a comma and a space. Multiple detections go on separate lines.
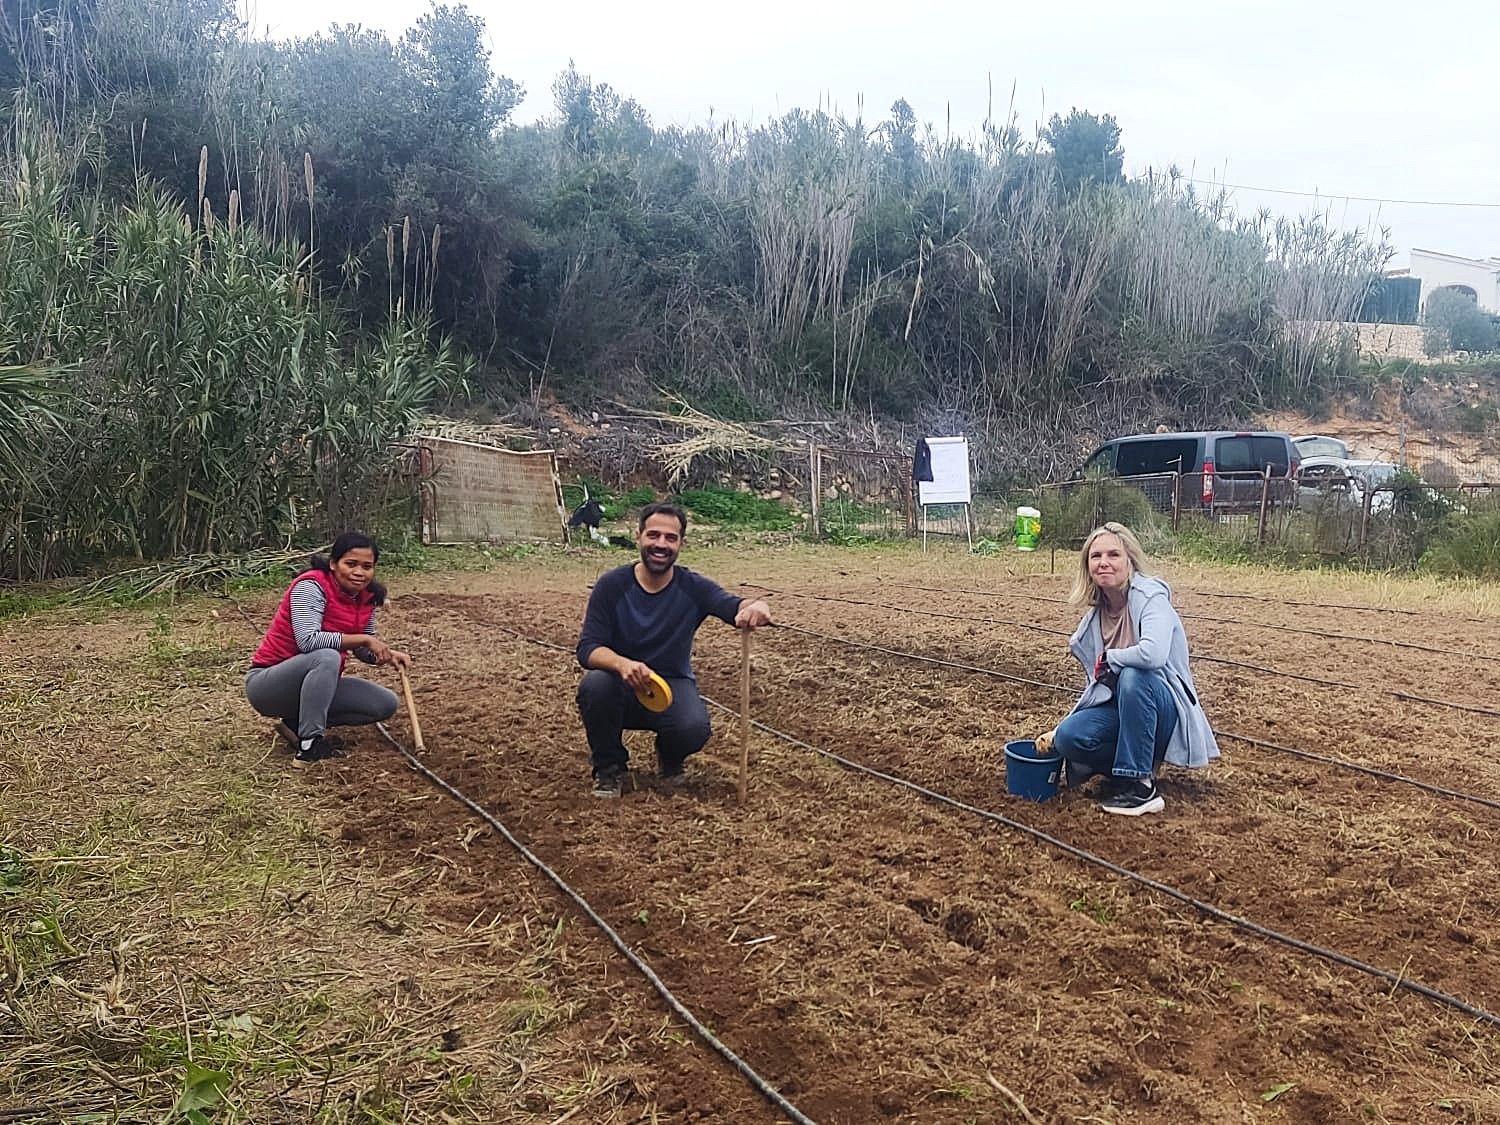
1096, 774, 1129, 800
1099, 778, 1165, 817
592, 769, 625, 799
293, 736, 345, 765
659, 762, 688, 788
281, 725, 345, 753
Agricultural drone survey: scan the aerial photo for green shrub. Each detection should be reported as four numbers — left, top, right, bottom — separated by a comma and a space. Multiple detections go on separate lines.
1421, 505, 1500, 577
0, 124, 459, 579
618, 485, 657, 510
1040, 477, 1161, 546
822, 523, 874, 547
1425, 289, 1499, 354
677, 487, 797, 530
1353, 468, 1453, 568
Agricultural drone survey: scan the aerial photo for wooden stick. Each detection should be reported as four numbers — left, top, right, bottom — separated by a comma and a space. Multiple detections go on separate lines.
985, 1072, 1044, 1125
737, 628, 752, 806
399, 667, 426, 753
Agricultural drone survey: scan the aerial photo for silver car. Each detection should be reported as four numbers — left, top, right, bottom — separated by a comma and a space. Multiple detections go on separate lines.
1297, 456, 1400, 513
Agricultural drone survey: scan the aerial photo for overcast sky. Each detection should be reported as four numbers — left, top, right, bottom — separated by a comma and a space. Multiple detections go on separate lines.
244, 0, 1500, 264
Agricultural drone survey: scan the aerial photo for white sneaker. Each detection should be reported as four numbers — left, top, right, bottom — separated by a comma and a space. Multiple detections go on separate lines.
1099, 779, 1165, 816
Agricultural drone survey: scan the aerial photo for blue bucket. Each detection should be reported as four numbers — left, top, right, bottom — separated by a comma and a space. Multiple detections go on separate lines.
1004, 739, 1062, 802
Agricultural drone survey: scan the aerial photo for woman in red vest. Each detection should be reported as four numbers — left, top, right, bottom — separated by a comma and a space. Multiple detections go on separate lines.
245, 532, 410, 763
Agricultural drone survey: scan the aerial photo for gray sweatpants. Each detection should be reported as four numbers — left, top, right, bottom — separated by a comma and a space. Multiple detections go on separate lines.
244, 649, 398, 741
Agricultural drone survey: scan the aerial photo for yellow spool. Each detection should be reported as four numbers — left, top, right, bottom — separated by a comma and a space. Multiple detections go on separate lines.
635, 671, 673, 713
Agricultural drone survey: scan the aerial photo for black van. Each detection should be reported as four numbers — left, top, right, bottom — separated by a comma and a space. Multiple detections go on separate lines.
1075, 430, 1301, 511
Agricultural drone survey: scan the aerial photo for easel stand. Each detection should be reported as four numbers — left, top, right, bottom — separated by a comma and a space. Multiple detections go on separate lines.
916, 435, 972, 553
921, 504, 974, 552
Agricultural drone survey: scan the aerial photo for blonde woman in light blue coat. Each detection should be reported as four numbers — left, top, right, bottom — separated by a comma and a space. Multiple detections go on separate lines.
1041, 523, 1219, 816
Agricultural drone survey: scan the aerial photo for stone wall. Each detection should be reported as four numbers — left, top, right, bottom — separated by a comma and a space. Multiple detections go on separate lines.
1289, 320, 1434, 362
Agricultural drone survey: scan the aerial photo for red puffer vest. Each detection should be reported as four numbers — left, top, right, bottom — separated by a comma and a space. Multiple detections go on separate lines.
251, 568, 375, 671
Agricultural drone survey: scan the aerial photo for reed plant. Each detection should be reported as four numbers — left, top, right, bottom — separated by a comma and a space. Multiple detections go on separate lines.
0, 106, 459, 578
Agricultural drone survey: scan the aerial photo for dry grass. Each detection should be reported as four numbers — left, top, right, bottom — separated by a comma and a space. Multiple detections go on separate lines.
1144, 555, 1500, 617
0, 606, 651, 1122
810, 536, 1500, 618
631, 390, 795, 484
413, 415, 535, 451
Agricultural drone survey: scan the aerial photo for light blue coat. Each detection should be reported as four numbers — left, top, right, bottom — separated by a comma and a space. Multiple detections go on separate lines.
1066, 574, 1220, 769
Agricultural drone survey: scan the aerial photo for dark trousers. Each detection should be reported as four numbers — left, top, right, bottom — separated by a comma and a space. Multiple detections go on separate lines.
577, 669, 712, 777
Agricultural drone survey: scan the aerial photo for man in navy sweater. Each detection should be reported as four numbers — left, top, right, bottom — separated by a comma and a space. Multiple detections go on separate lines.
576, 501, 773, 797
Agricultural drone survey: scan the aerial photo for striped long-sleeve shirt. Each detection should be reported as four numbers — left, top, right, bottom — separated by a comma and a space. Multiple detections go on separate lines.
290, 577, 378, 663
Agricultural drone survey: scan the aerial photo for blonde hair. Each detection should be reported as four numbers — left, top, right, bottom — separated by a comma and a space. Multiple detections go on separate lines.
1068, 522, 1150, 607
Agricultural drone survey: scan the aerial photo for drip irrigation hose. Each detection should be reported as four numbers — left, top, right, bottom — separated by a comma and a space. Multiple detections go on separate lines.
771, 621, 1500, 816
1217, 731, 1500, 812
1183, 587, 1489, 624
774, 626, 1071, 695
474, 606, 1500, 818
749, 584, 1500, 721
879, 580, 1493, 662
1193, 654, 1353, 692
471, 623, 1500, 1031
783, 591, 1362, 694
372, 722, 817, 1125
690, 701, 1500, 1032
1390, 691, 1500, 719
469, 621, 1500, 1031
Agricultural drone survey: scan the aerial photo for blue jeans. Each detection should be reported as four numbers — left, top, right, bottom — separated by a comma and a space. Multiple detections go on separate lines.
1054, 666, 1179, 780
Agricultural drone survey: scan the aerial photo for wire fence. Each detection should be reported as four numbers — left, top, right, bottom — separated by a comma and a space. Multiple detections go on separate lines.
1359, 417, 1500, 487
554, 435, 1497, 572
1030, 470, 1496, 569
808, 445, 913, 541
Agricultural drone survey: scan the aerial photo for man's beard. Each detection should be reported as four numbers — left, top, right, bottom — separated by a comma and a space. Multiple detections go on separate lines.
640, 546, 677, 574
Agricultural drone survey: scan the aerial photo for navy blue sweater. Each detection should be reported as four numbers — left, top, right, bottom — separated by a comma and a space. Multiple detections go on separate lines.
577, 565, 742, 681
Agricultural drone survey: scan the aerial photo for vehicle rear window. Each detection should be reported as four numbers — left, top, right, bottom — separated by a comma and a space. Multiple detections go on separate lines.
1295, 437, 1346, 458
1115, 439, 1197, 476
1215, 436, 1289, 474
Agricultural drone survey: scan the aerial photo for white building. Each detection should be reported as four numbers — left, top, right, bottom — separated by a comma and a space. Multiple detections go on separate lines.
1404, 248, 1500, 315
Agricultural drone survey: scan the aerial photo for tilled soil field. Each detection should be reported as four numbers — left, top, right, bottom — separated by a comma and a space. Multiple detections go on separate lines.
325, 555, 1500, 1123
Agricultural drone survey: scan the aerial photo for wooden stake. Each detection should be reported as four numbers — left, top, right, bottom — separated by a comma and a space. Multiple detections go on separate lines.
399, 666, 426, 753
738, 628, 752, 806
